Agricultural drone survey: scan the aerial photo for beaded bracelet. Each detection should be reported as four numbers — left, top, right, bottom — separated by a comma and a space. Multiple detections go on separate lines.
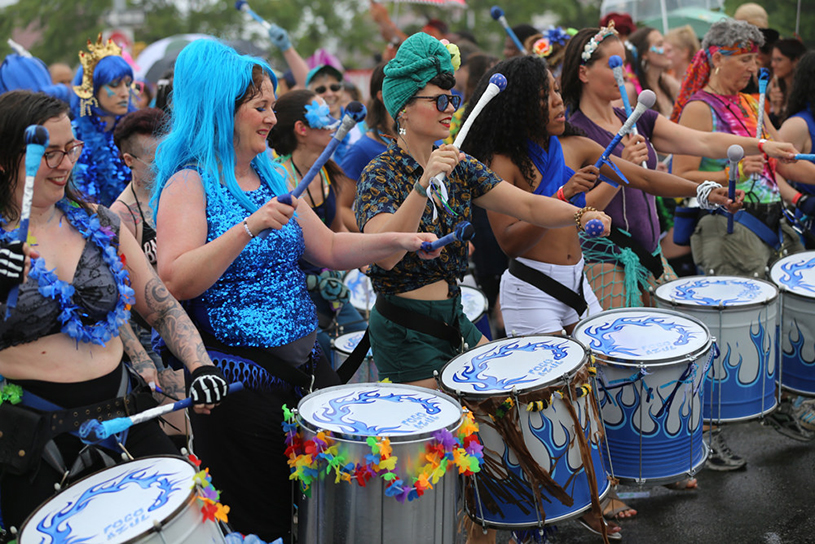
243, 219, 255, 239
413, 180, 428, 198
574, 206, 597, 231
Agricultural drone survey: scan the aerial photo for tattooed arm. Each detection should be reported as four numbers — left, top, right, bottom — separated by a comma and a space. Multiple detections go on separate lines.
119, 320, 159, 386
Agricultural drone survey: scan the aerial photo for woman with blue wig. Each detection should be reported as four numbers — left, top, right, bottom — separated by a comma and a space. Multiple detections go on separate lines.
70, 35, 136, 206
153, 38, 440, 542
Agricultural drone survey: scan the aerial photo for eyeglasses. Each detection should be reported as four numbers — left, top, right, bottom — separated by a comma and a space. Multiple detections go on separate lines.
43, 142, 84, 168
314, 83, 342, 94
412, 94, 462, 112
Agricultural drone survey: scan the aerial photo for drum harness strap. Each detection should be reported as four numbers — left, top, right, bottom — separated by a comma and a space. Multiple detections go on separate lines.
338, 296, 465, 384
713, 207, 783, 250
507, 259, 587, 316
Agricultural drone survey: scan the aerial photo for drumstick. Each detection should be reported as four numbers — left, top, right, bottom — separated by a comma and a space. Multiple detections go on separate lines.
753, 68, 770, 183
6, 125, 49, 314
608, 54, 646, 169
726, 145, 743, 235
420, 221, 474, 252
593, 89, 656, 187
78, 382, 244, 443
795, 154, 815, 161
235, 0, 273, 30
490, 6, 527, 55
257, 102, 366, 238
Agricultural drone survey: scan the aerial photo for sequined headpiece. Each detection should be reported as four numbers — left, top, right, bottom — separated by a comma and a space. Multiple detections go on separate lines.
73, 34, 123, 100
581, 22, 618, 64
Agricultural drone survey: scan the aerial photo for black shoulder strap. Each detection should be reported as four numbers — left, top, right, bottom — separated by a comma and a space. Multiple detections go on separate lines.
337, 329, 370, 384
508, 259, 587, 316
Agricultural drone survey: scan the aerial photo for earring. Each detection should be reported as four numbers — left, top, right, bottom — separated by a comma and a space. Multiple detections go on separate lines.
399, 126, 407, 136
715, 66, 720, 75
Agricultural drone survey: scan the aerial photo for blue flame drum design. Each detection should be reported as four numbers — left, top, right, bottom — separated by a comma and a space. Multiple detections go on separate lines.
331, 331, 378, 383
771, 252, 815, 395
655, 276, 778, 421
296, 383, 463, 543
19, 456, 225, 544
439, 336, 608, 527
344, 268, 377, 315
573, 309, 712, 485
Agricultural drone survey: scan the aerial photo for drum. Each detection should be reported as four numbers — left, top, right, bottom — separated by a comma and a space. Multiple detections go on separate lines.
654, 276, 778, 421
344, 268, 376, 316
19, 456, 225, 544
331, 330, 379, 383
771, 252, 815, 396
293, 383, 466, 543
461, 285, 492, 341
573, 308, 712, 485
439, 336, 609, 528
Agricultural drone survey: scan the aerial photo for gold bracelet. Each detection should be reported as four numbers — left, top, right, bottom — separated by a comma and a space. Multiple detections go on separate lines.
574, 206, 597, 231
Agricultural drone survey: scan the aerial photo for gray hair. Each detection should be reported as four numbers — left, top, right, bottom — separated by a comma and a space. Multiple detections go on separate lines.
702, 19, 764, 51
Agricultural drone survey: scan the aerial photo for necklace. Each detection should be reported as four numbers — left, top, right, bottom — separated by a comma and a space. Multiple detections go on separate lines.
1, 200, 134, 345
290, 159, 328, 209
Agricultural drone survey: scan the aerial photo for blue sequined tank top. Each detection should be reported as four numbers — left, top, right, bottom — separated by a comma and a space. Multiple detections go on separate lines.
192, 173, 317, 348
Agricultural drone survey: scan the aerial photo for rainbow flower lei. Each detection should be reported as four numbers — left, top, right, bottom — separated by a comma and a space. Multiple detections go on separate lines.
0, 200, 135, 345
187, 453, 231, 524
282, 405, 484, 503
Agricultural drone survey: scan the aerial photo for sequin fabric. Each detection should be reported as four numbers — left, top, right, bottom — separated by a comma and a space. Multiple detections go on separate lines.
71, 115, 131, 206
199, 173, 317, 347
355, 141, 501, 297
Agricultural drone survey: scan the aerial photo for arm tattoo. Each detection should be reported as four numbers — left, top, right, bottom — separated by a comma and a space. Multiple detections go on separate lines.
119, 321, 158, 379
141, 267, 213, 371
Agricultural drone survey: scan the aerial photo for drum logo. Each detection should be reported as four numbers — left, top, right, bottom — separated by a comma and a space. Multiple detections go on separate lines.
450, 340, 570, 391
583, 316, 696, 357
673, 279, 763, 305
778, 257, 815, 294
314, 390, 443, 435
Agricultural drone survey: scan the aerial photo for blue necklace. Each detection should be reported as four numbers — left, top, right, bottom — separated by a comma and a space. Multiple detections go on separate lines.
1, 200, 135, 345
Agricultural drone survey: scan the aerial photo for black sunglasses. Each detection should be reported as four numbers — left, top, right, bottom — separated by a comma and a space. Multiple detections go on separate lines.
412, 94, 462, 112
314, 83, 343, 94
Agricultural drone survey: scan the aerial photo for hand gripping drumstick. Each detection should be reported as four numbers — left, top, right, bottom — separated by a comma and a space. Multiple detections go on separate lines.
6, 126, 49, 313
795, 154, 815, 161
608, 55, 646, 169
726, 144, 744, 235
490, 6, 527, 55
79, 382, 245, 443
235, 0, 273, 30
753, 68, 770, 183
257, 101, 366, 239
420, 221, 475, 252
593, 89, 656, 187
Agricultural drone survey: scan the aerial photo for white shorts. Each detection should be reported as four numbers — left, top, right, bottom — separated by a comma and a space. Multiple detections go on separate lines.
500, 257, 603, 336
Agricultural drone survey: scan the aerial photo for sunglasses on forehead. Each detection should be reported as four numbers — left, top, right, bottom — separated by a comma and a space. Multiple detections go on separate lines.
314, 83, 343, 94
412, 94, 462, 112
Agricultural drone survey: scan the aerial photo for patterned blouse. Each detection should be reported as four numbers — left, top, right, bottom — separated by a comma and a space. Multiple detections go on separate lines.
355, 142, 501, 297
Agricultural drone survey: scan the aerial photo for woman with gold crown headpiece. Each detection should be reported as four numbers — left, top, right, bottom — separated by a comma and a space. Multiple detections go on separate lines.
70, 35, 137, 206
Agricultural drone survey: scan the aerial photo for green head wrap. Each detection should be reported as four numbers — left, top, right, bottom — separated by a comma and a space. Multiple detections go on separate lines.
382, 32, 455, 119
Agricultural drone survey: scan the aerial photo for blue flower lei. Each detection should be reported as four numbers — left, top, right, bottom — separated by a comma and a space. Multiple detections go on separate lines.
1, 201, 134, 345
304, 100, 335, 129
71, 115, 131, 206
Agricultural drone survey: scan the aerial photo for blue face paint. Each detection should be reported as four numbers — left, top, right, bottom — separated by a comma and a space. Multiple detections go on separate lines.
103, 85, 116, 97
650, 45, 665, 55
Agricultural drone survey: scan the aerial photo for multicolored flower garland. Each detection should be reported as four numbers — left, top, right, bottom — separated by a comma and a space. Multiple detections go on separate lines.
187, 453, 231, 524
282, 405, 484, 503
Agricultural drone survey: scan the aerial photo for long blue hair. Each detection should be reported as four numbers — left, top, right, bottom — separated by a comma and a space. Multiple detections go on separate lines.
152, 38, 287, 215
70, 54, 136, 118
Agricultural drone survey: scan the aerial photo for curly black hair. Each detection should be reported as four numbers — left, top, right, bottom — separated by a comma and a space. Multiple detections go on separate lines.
461, 55, 580, 188
785, 51, 815, 121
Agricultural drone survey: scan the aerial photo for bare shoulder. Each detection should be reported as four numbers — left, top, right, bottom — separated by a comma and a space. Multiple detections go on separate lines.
489, 153, 524, 188
677, 100, 712, 130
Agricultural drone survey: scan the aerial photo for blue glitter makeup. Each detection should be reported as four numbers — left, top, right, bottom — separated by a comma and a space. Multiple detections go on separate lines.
649, 45, 665, 55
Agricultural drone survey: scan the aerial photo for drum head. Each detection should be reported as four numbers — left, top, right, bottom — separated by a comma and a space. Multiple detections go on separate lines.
655, 275, 778, 308
440, 336, 587, 397
344, 269, 376, 312
297, 383, 462, 441
461, 286, 488, 322
771, 251, 815, 298
332, 330, 370, 356
573, 308, 711, 366
20, 456, 196, 544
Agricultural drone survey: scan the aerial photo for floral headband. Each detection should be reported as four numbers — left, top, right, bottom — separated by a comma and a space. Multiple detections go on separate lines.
581, 21, 619, 64
304, 99, 339, 130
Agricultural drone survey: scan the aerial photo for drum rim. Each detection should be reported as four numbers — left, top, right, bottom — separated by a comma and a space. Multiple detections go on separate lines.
330, 330, 369, 356
653, 275, 779, 310
296, 382, 463, 442
460, 285, 489, 321
19, 455, 199, 544
438, 334, 589, 400
573, 307, 714, 367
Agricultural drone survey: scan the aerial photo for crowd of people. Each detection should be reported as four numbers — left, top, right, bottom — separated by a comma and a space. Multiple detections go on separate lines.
0, 1, 813, 543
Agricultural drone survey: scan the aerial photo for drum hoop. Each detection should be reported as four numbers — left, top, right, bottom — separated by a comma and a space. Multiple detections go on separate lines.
296, 383, 464, 443
19, 455, 198, 544
439, 335, 589, 400
461, 285, 489, 320
654, 276, 779, 310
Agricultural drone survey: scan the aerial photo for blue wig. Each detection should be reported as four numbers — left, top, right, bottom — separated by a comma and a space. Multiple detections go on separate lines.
70, 54, 135, 117
152, 39, 287, 216
0, 54, 71, 102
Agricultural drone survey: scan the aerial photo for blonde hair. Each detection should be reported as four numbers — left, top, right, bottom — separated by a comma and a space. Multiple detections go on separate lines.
665, 25, 701, 61
733, 3, 768, 28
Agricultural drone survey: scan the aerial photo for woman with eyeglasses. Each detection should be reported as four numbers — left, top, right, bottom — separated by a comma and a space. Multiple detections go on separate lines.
0, 90, 227, 534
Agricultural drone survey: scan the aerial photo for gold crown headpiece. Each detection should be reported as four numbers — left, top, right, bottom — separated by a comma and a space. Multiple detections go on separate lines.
73, 34, 123, 100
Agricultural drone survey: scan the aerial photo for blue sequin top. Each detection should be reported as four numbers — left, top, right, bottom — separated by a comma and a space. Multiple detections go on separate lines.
190, 171, 317, 347
72, 115, 131, 207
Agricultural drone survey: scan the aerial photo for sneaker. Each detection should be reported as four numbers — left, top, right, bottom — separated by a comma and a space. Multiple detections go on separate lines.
765, 396, 815, 441
705, 428, 747, 471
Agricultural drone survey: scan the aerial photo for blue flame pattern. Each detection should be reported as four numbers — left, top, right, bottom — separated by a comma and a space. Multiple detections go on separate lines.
581, 316, 699, 358
781, 320, 815, 393
776, 257, 815, 294
33, 463, 186, 543
310, 389, 442, 435
449, 340, 572, 392
669, 278, 764, 305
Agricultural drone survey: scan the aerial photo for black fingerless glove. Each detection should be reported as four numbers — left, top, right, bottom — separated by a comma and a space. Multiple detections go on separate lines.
188, 365, 228, 405
0, 241, 25, 302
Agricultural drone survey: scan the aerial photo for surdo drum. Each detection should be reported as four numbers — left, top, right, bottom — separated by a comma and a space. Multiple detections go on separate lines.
573, 308, 712, 485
